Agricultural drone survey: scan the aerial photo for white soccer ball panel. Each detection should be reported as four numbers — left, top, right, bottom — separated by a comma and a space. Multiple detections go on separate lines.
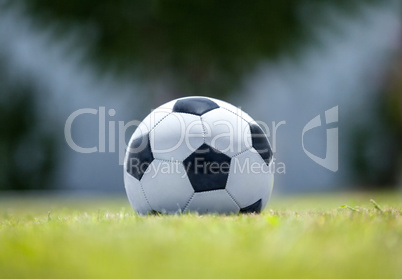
128, 107, 171, 146
261, 174, 274, 209
141, 160, 194, 213
124, 171, 152, 215
140, 106, 172, 133
202, 108, 252, 157
226, 149, 273, 209
184, 190, 240, 214
150, 112, 204, 161
209, 97, 255, 123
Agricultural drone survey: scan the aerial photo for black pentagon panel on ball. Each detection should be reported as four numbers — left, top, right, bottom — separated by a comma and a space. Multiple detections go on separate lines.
173, 97, 219, 116
240, 199, 262, 214
183, 143, 231, 192
249, 123, 273, 165
125, 133, 154, 180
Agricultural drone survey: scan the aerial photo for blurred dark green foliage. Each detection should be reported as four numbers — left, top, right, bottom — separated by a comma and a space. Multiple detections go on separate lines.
16, 0, 376, 98
351, 54, 402, 188
0, 56, 57, 190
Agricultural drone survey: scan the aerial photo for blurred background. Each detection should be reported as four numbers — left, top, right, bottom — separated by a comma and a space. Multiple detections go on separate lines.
0, 0, 401, 195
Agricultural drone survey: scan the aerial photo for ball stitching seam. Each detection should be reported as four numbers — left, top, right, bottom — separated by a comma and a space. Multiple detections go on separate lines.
199, 116, 206, 143
225, 189, 241, 210
221, 107, 251, 124
139, 180, 154, 212
182, 192, 195, 212
232, 146, 253, 158
149, 112, 172, 133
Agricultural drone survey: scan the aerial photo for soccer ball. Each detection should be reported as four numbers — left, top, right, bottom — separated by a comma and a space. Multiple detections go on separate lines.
124, 96, 274, 215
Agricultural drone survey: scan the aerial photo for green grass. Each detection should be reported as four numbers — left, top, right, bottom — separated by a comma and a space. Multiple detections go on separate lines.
1, 192, 402, 279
